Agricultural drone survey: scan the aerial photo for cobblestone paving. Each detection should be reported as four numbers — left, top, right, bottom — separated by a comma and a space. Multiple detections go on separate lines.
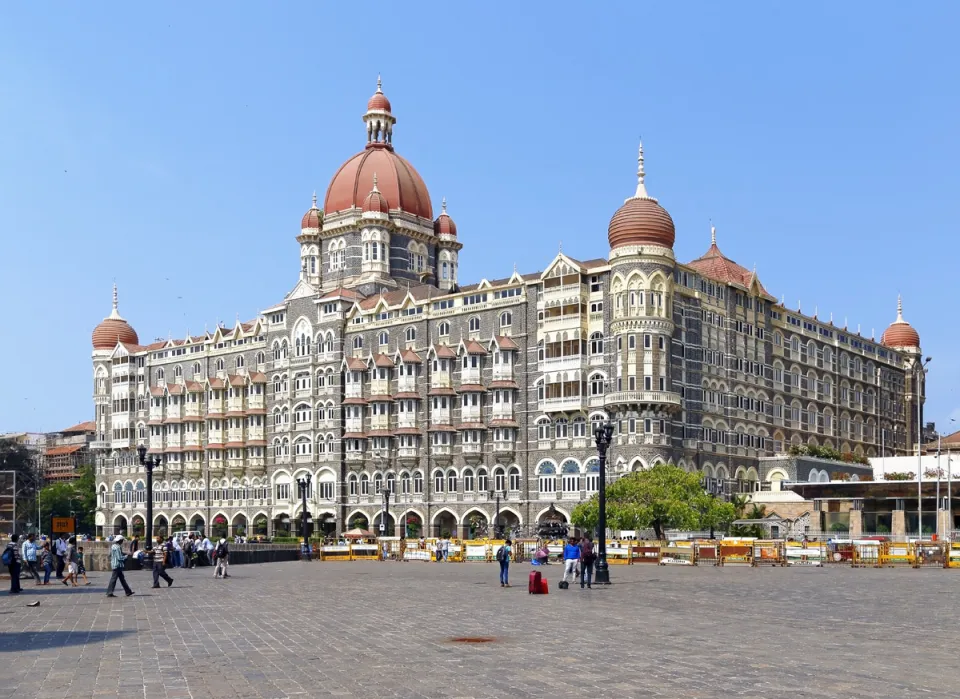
0, 560, 957, 698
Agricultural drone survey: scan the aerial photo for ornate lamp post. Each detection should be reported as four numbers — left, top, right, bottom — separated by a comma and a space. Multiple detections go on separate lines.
297, 474, 312, 558
488, 487, 506, 538
381, 487, 391, 536
916, 356, 932, 538
136, 444, 162, 557
593, 420, 614, 584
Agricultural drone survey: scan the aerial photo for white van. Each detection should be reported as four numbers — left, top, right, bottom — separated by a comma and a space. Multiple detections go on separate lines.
172, 530, 204, 542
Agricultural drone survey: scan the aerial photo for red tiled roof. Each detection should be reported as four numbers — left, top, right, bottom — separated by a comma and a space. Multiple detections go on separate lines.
393, 392, 421, 400
458, 384, 487, 393
163, 446, 183, 453
342, 397, 369, 405
319, 287, 366, 301
44, 445, 84, 457
246, 408, 267, 415
493, 335, 519, 350
224, 411, 246, 417
394, 428, 422, 436
343, 432, 367, 439
166, 383, 184, 395
399, 348, 422, 364
149, 387, 165, 397
686, 242, 771, 297
246, 440, 267, 447
162, 417, 182, 424
374, 353, 395, 368
427, 424, 457, 432
60, 421, 95, 434
367, 429, 394, 437
183, 415, 204, 422
346, 357, 368, 370
369, 394, 394, 402
147, 419, 163, 426
205, 443, 225, 449
185, 381, 205, 392
208, 378, 226, 389
433, 344, 457, 359
228, 374, 246, 387
183, 445, 203, 452
427, 387, 457, 397
456, 422, 487, 430
489, 380, 519, 389
488, 419, 519, 428
224, 442, 245, 448
465, 340, 488, 356
249, 372, 268, 384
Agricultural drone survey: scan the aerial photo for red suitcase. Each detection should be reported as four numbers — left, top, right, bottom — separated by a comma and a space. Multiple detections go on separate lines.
528, 570, 542, 594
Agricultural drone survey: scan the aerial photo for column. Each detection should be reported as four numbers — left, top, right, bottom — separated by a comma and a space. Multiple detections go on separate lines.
892, 498, 906, 541
849, 501, 863, 539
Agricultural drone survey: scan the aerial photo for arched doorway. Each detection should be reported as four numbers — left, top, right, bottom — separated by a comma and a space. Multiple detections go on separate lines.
372, 511, 396, 537
154, 515, 168, 539
498, 509, 522, 539
189, 514, 205, 535
212, 514, 228, 539
537, 505, 569, 539
463, 509, 489, 540
294, 511, 314, 540
403, 512, 423, 539
316, 510, 337, 539
432, 510, 457, 538
112, 514, 128, 537
253, 514, 268, 538
131, 515, 145, 539
347, 512, 369, 531
274, 513, 291, 537
172, 514, 187, 534
232, 513, 247, 539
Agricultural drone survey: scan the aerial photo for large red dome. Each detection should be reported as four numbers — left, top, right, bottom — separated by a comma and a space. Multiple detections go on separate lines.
92, 318, 138, 349
324, 145, 433, 220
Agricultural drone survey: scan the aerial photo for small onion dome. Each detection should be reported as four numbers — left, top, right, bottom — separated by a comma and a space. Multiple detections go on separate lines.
92, 285, 138, 349
434, 197, 457, 236
301, 192, 322, 229
367, 75, 392, 112
362, 174, 390, 214
881, 296, 920, 348
608, 141, 675, 250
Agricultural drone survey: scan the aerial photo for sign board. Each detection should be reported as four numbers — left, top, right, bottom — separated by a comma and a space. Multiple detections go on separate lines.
379, 523, 385, 532
51, 517, 76, 534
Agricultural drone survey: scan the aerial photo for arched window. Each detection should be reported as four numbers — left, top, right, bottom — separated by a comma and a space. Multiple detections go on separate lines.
256, 351, 265, 366
216, 359, 224, 372
438, 322, 450, 337
193, 362, 202, 377
477, 468, 488, 492
378, 331, 389, 347
538, 462, 556, 495
584, 458, 600, 491
446, 469, 458, 493
468, 317, 480, 333
434, 470, 444, 493
561, 460, 579, 493
508, 466, 521, 491
590, 332, 604, 355
236, 355, 244, 369
499, 311, 512, 329
273, 342, 282, 361
353, 336, 363, 350
555, 418, 569, 439
463, 469, 475, 492
537, 418, 551, 440
405, 327, 416, 343
174, 366, 182, 378
493, 467, 506, 492
156, 368, 165, 382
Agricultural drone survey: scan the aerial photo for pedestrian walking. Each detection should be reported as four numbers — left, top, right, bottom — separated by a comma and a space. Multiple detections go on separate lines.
497, 538, 512, 587
172, 535, 183, 568
41, 542, 53, 584
579, 534, 596, 589
22, 534, 41, 586
62, 537, 79, 587
105, 536, 134, 598
151, 535, 174, 588
3, 535, 22, 594
55, 535, 68, 578
76, 546, 90, 585
183, 536, 195, 569
214, 538, 230, 578
561, 537, 581, 589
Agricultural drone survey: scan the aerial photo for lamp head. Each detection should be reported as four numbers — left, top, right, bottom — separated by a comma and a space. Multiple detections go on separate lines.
137, 444, 147, 464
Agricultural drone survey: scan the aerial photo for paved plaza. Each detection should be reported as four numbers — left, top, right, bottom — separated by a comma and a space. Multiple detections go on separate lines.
0, 560, 958, 698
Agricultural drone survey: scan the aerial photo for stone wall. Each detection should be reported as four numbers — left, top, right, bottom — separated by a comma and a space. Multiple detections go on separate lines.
80, 542, 300, 571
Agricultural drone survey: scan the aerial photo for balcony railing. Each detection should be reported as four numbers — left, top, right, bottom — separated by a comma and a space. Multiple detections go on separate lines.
603, 391, 682, 407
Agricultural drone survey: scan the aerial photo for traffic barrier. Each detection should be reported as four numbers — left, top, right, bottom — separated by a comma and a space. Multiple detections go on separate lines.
946, 542, 960, 569
607, 542, 632, 565
753, 540, 785, 567
660, 541, 695, 565
319, 544, 352, 561
851, 540, 881, 567
718, 543, 753, 566
785, 541, 825, 567
631, 545, 662, 564
696, 542, 719, 566
351, 543, 379, 561
914, 542, 945, 568
826, 540, 855, 564
403, 548, 431, 561
878, 541, 915, 567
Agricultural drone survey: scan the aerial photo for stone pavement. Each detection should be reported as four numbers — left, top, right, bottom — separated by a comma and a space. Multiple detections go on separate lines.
0, 560, 958, 698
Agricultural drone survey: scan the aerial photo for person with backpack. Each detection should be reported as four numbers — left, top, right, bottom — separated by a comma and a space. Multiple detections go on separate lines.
152, 535, 174, 589
3, 535, 22, 594
105, 535, 134, 598
496, 539, 512, 587
62, 537, 79, 587
214, 538, 229, 578
560, 537, 581, 589
579, 534, 596, 589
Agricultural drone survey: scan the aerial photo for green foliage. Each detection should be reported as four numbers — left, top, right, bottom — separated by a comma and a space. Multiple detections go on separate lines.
571, 463, 735, 540
788, 443, 869, 466
729, 494, 750, 519
829, 522, 848, 532
0, 440, 40, 529
884, 471, 915, 481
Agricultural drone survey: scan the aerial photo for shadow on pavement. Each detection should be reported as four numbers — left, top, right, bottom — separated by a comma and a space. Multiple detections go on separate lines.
0, 629, 134, 652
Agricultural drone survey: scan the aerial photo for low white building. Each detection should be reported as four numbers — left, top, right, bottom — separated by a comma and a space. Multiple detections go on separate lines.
870, 454, 959, 481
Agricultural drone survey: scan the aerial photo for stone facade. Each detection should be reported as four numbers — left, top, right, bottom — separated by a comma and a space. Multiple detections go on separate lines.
90, 81, 922, 541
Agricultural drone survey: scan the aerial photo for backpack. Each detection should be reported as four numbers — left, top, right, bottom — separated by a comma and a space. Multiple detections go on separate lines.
580, 540, 595, 562
216, 543, 227, 558
495, 546, 505, 562
1, 547, 12, 566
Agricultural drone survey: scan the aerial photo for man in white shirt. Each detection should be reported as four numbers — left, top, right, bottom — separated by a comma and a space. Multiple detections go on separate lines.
55, 536, 68, 578
201, 536, 213, 566
172, 536, 183, 568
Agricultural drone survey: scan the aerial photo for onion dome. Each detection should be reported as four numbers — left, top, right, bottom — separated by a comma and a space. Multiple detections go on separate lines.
92, 284, 138, 350
362, 173, 390, 214
324, 77, 433, 220
300, 192, 322, 230
881, 296, 920, 348
434, 197, 457, 237
608, 141, 675, 250
367, 75, 392, 112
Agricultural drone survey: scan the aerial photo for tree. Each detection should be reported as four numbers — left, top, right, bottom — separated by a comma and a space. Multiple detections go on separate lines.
0, 440, 41, 530
572, 463, 735, 540
730, 494, 750, 519
35, 464, 97, 535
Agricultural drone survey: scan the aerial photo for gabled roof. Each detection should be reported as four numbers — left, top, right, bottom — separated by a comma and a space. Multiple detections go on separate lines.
61, 421, 95, 434
208, 377, 226, 389
248, 372, 268, 384
433, 344, 458, 359
228, 374, 246, 387
398, 348, 422, 364
345, 357, 368, 370
463, 340, 488, 356
492, 335, 519, 351
685, 227, 774, 300
373, 353, 395, 368
185, 381, 205, 392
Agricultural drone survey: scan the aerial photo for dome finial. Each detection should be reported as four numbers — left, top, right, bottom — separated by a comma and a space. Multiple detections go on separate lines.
441, 196, 447, 214
112, 282, 118, 311
108, 283, 123, 320
376, 74, 383, 94
311, 191, 317, 209
372, 172, 379, 191
635, 140, 649, 198
896, 294, 904, 322
710, 221, 717, 246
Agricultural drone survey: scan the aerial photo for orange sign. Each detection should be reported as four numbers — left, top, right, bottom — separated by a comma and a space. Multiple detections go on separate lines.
51, 517, 75, 534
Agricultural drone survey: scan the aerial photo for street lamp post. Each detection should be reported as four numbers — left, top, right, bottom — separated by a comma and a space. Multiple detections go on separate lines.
297, 475, 312, 558
136, 444, 162, 558
916, 357, 932, 539
381, 488, 391, 536
488, 487, 506, 538
593, 420, 614, 585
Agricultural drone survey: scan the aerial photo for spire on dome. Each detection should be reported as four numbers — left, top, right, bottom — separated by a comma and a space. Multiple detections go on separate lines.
896, 294, 904, 322
108, 283, 123, 320
372, 173, 379, 191
711, 224, 717, 246
441, 196, 447, 214
311, 191, 317, 209
634, 141, 649, 199
365, 76, 394, 147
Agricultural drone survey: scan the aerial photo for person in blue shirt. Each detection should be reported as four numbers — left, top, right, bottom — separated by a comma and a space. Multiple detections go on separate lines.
21, 533, 41, 585
497, 539, 512, 587
562, 537, 581, 587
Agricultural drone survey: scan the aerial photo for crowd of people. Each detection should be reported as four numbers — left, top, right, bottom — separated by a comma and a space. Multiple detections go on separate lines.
3, 532, 233, 597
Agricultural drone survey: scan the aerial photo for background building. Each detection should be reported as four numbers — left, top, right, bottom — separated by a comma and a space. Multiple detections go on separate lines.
41, 421, 96, 484
90, 81, 924, 540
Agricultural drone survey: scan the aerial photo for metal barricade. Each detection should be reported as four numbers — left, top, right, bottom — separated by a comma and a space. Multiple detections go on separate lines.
319, 544, 351, 561
695, 541, 719, 566
753, 540, 785, 567
718, 544, 754, 566
826, 540, 855, 564
631, 544, 662, 564
878, 541, 915, 567
607, 542, 632, 565
350, 543, 379, 561
946, 542, 960, 569
784, 541, 825, 567
914, 541, 945, 568
660, 541, 696, 565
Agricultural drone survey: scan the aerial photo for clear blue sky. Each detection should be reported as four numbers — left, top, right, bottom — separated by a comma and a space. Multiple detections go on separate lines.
1, 3, 958, 434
